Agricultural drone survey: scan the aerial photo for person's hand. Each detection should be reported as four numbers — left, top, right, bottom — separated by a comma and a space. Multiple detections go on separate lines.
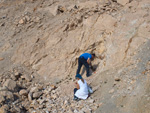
90, 66, 96, 71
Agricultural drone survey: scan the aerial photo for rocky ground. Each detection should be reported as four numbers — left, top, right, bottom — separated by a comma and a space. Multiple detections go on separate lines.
0, 0, 150, 113
0, 67, 100, 113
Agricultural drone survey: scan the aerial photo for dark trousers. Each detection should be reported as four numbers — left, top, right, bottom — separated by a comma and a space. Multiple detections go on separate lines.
74, 88, 78, 98
74, 88, 78, 94
76, 57, 90, 77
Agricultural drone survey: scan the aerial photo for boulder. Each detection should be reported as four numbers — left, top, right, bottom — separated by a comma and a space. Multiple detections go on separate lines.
3, 79, 18, 92
117, 0, 129, 5
0, 91, 14, 101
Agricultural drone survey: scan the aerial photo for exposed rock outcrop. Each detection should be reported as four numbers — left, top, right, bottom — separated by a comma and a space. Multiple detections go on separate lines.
0, 0, 150, 112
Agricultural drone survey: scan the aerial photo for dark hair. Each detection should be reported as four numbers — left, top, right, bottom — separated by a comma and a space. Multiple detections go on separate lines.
92, 53, 95, 57
81, 78, 84, 83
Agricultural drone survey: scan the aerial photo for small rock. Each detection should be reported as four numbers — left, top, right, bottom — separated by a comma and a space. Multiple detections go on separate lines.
30, 100, 38, 107
109, 89, 115, 94
21, 74, 32, 82
10, 74, 17, 81
49, 5, 59, 16
31, 110, 37, 113
28, 92, 32, 101
12, 99, 20, 105
14, 106, 21, 112
51, 90, 56, 94
50, 85, 57, 90
38, 98, 47, 104
58, 6, 67, 13
127, 86, 132, 90
120, 105, 124, 107
34, 17, 40, 23
2, 15, 6, 19
67, 5, 76, 11
68, 108, 74, 113
45, 110, 50, 113
1, 23, 5, 27
64, 100, 69, 105
39, 104, 44, 109
61, 105, 66, 109
147, 97, 150, 101
74, 109, 78, 113
30, 87, 38, 93
51, 94, 58, 99
92, 105, 98, 110
19, 19, 24, 24
98, 103, 103, 107
115, 78, 121, 81
0, 57, 4, 61
117, 0, 129, 5
19, 89, 28, 96
31, 75, 34, 79
14, 72, 21, 79
88, 99, 95, 103
32, 91, 43, 99
25, 16, 30, 22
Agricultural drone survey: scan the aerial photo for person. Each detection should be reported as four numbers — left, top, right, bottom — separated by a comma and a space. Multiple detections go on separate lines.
74, 74, 90, 101
76, 53, 95, 77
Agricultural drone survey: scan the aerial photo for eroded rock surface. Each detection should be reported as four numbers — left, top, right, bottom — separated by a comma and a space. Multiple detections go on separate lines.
0, 0, 150, 112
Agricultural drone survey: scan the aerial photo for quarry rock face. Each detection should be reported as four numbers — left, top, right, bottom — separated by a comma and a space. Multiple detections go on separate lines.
0, 0, 150, 112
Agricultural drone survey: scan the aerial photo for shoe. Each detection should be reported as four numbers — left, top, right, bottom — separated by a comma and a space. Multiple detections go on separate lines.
73, 97, 80, 101
87, 75, 90, 77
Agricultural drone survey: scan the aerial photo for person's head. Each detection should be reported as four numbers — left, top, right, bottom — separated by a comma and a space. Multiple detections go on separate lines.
91, 53, 95, 60
75, 74, 84, 83
75, 74, 82, 80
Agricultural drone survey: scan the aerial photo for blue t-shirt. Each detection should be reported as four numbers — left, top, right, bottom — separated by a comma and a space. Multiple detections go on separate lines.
80, 53, 92, 60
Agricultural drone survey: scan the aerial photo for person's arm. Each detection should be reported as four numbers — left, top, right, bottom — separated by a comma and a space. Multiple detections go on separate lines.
87, 58, 95, 71
75, 81, 80, 89
87, 58, 91, 65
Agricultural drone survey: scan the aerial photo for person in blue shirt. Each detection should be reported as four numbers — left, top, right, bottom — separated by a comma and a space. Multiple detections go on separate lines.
76, 53, 95, 77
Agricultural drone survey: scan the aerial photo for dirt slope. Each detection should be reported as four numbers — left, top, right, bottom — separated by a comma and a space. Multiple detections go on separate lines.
0, 0, 150, 112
